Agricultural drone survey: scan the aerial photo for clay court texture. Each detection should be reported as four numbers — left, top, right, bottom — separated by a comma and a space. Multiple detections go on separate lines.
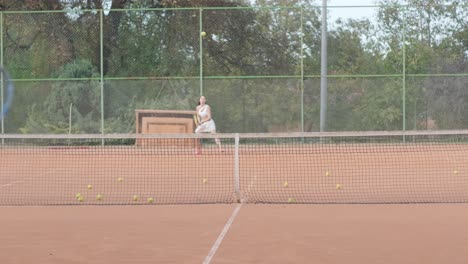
2, 131, 468, 263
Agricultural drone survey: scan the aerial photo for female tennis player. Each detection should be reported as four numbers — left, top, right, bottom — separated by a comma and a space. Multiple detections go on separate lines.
194, 96, 222, 154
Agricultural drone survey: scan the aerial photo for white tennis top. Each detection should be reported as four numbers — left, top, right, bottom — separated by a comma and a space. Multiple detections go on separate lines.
198, 105, 209, 119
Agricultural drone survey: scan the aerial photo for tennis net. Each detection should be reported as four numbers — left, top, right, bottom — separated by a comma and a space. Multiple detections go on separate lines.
1, 131, 468, 205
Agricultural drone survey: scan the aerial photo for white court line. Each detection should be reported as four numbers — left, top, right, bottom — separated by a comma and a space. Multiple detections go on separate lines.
202, 204, 242, 264
0, 168, 59, 189
242, 174, 258, 203
247, 175, 257, 193
0, 180, 23, 188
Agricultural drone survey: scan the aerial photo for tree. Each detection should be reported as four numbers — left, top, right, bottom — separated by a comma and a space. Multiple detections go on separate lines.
21, 60, 101, 133
2, 0, 77, 78
4, 0, 467, 133
377, 0, 468, 129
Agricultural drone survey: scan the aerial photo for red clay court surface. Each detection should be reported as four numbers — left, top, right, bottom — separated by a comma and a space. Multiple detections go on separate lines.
2, 142, 468, 263
2, 204, 468, 264
2, 143, 468, 205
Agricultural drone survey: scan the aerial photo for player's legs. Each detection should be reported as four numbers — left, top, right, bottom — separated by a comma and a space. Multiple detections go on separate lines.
194, 120, 222, 154
207, 120, 223, 152
194, 124, 205, 155
211, 130, 223, 152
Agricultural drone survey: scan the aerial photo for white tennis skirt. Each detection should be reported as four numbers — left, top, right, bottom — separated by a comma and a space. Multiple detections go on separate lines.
195, 119, 216, 133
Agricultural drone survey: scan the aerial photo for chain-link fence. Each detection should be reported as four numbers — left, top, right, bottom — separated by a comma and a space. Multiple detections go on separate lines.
1, 4, 467, 134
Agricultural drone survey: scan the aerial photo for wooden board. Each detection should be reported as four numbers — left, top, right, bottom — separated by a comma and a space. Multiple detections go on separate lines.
135, 110, 197, 147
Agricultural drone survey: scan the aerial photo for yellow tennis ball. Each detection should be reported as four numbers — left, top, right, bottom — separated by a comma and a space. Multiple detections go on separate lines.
336, 184, 342, 189
133, 195, 139, 201
283, 181, 289, 187
203, 178, 208, 184
325, 171, 330, 176
287, 197, 295, 203
75, 193, 82, 199
117, 177, 123, 182
147, 197, 154, 204
78, 196, 84, 202
453, 170, 459, 175
87, 184, 92, 190
96, 194, 103, 201
201, 31, 206, 37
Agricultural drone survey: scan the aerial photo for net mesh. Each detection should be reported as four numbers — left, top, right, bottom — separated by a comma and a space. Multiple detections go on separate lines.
0, 135, 236, 205
1, 131, 468, 205
239, 132, 468, 204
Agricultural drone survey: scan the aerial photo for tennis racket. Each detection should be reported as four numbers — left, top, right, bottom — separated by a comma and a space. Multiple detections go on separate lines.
0, 67, 14, 121
193, 114, 201, 126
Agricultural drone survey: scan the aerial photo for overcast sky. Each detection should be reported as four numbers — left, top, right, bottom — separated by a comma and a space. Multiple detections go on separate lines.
328, 0, 381, 21
328, 0, 379, 5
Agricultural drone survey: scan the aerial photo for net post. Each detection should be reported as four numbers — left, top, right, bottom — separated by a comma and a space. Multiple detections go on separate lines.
234, 133, 241, 203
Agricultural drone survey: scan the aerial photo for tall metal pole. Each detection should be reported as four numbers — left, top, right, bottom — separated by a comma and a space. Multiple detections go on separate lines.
199, 8, 203, 96
100, 10, 105, 144
320, 0, 328, 132
402, 6, 406, 133
300, 7, 304, 132
1, 12, 4, 141
402, 6, 406, 142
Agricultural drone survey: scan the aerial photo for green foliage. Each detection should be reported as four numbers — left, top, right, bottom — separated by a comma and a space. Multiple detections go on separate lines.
1, 0, 467, 133
377, 0, 468, 129
21, 60, 101, 133
104, 79, 197, 133
324, 78, 401, 131
206, 79, 302, 133
105, 96, 188, 133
